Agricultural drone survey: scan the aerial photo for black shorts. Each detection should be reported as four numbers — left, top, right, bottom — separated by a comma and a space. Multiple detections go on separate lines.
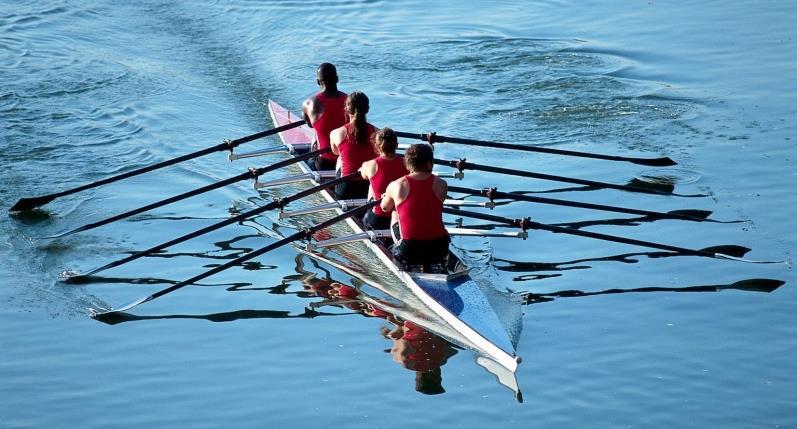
334, 170, 369, 200
313, 156, 337, 172
391, 223, 450, 267
363, 209, 392, 231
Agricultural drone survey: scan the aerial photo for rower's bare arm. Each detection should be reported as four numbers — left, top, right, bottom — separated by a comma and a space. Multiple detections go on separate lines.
360, 159, 376, 180
435, 177, 448, 202
329, 127, 345, 155
302, 96, 322, 126
381, 181, 397, 212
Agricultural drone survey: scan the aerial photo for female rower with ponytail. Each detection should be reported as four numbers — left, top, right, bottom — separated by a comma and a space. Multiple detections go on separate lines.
330, 91, 378, 199
360, 127, 408, 230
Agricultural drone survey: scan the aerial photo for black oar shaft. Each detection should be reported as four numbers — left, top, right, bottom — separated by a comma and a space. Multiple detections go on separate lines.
82, 172, 359, 276
435, 158, 672, 196
9, 120, 305, 212
51, 148, 329, 238
447, 185, 706, 221
395, 131, 676, 166
95, 200, 379, 315
442, 207, 713, 258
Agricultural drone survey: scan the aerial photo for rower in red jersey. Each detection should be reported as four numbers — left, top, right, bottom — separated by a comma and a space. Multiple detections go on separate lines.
380, 144, 450, 272
329, 91, 378, 199
360, 127, 408, 230
302, 63, 347, 171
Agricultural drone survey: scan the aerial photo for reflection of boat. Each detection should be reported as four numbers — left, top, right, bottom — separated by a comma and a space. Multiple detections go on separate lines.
264, 100, 523, 400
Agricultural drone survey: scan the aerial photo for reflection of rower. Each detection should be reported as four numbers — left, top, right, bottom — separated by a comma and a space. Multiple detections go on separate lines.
381, 144, 450, 272
301, 63, 347, 171
330, 91, 377, 199
384, 320, 458, 395
360, 127, 408, 230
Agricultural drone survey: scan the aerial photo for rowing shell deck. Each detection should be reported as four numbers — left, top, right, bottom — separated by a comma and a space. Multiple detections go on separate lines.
266, 100, 522, 399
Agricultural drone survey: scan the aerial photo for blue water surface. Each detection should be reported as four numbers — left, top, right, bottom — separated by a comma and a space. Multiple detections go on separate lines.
1, 0, 795, 427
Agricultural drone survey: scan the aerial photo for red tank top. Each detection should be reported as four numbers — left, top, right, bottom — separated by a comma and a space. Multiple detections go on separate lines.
313, 92, 347, 161
338, 122, 377, 176
396, 175, 446, 240
370, 156, 409, 217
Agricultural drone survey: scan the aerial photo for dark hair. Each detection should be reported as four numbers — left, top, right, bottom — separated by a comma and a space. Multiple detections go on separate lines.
316, 63, 338, 85
346, 91, 370, 147
374, 127, 398, 155
404, 143, 433, 172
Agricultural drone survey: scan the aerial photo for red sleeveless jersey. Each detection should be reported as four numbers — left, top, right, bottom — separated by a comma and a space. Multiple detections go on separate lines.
338, 122, 377, 176
370, 156, 409, 216
396, 175, 446, 240
313, 92, 347, 161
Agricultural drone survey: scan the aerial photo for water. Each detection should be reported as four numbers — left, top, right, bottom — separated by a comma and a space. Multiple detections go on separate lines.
2, 0, 796, 427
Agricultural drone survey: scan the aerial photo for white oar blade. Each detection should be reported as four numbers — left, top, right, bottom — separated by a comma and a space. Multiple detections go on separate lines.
89, 295, 154, 317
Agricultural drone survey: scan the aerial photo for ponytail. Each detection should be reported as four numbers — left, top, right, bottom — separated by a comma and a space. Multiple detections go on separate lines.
346, 91, 370, 147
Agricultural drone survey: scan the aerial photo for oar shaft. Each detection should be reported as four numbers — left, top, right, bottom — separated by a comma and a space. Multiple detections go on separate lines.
95, 200, 379, 315
395, 131, 676, 166
9, 120, 305, 212
81, 172, 359, 276
442, 207, 713, 257
435, 158, 669, 196
51, 148, 329, 238
447, 185, 704, 221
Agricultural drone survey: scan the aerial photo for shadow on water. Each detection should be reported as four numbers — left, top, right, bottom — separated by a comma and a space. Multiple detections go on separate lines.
94, 253, 462, 397
493, 245, 758, 281
90, 249, 784, 402
523, 278, 785, 305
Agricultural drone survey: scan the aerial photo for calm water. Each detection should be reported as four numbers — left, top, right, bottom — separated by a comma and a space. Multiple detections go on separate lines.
2, 0, 796, 427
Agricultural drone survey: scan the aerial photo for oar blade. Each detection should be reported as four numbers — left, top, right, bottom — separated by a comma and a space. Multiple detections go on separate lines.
631, 156, 678, 167
668, 209, 713, 220
625, 178, 675, 194
90, 295, 154, 318
700, 245, 751, 258
720, 279, 785, 293
9, 195, 56, 213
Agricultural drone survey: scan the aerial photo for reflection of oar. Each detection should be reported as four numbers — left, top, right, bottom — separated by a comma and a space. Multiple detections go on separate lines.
443, 207, 783, 264
395, 131, 677, 167
91, 200, 379, 318
62, 172, 360, 280
433, 158, 705, 197
448, 185, 716, 222
9, 120, 304, 212
524, 278, 785, 304
95, 307, 352, 326
42, 148, 329, 239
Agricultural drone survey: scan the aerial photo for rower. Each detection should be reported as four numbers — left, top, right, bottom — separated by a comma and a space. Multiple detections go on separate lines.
302, 63, 347, 171
381, 144, 450, 273
360, 127, 408, 231
329, 91, 378, 199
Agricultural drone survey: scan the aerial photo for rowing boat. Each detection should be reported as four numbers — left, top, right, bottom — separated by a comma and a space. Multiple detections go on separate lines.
266, 100, 523, 400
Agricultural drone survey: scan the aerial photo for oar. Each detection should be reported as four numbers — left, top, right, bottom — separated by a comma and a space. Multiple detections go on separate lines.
523, 278, 784, 304
41, 148, 329, 239
395, 131, 677, 167
90, 199, 380, 318
434, 158, 706, 197
9, 120, 305, 212
442, 207, 783, 264
447, 185, 716, 222
62, 172, 360, 280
